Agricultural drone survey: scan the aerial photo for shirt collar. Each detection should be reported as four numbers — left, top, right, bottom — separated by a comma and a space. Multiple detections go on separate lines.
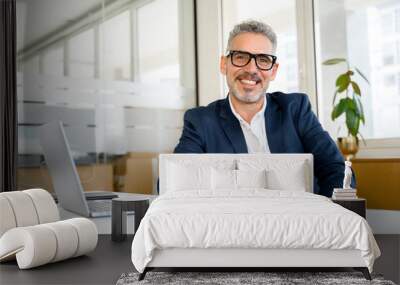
228, 94, 267, 125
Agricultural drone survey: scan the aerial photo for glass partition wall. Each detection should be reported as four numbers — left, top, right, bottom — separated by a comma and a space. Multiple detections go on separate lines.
16, 0, 196, 194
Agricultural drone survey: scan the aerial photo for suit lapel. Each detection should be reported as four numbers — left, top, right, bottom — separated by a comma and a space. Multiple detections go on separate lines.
265, 93, 284, 153
219, 97, 248, 153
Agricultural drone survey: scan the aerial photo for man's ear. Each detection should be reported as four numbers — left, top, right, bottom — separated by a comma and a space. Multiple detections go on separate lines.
270, 62, 279, 81
220, 55, 227, 75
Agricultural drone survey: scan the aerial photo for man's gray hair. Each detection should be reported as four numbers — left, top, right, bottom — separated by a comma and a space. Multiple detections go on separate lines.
226, 20, 277, 54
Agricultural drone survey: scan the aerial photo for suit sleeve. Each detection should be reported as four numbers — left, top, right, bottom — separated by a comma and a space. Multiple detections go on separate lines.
296, 94, 353, 197
174, 109, 206, 153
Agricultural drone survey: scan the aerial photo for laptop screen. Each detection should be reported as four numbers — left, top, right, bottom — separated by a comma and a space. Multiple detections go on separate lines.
39, 121, 90, 217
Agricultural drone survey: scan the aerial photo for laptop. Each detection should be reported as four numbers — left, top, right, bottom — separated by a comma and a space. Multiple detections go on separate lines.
39, 121, 118, 217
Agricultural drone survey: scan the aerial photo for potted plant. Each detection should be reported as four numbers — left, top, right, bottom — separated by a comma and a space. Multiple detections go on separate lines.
322, 58, 369, 160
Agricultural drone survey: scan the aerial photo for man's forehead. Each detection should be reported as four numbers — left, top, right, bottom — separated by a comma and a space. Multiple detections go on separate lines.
229, 32, 273, 54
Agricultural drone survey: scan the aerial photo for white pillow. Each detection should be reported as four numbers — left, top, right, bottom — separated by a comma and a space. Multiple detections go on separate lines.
266, 168, 306, 191
211, 169, 268, 190
167, 162, 211, 191
211, 168, 236, 190
238, 159, 308, 192
237, 169, 267, 189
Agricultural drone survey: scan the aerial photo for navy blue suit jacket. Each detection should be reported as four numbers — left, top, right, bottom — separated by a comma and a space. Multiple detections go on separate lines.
174, 92, 349, 197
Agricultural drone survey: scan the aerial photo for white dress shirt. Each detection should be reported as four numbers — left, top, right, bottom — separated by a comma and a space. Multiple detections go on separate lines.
229, 95, 270, 153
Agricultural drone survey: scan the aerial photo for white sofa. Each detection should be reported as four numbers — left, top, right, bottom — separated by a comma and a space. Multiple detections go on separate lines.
0, 189, 98, 269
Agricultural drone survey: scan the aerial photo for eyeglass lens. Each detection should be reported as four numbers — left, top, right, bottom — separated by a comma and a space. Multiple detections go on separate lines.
231, 51, 275, 70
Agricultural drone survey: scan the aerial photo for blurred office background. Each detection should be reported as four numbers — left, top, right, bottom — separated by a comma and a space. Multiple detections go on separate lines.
16, 0, 196, 193
16, 0, 399, 211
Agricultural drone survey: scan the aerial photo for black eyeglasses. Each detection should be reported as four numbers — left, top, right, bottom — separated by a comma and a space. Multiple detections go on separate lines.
227, 50, 277, 71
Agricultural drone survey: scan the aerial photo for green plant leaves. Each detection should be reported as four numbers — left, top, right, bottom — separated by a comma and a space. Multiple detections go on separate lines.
336, 74, 362, 95
332, 97, 363, 136
351, 81, 361, 95
336, 73, 351, 92
355, 96, 365, 124
323, 58, 346, 65
331, 97, 361, 117
331, 98, 349, 120
346, 109, 360, 137
325, 57, 368, 138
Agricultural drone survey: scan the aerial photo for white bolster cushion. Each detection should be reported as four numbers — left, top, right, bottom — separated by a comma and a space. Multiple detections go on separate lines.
0, 189, 59, 238
0, 226, 57, 269
42, 221, 79, 262
0, 196, 17, 237
23, 189, 59, 223
63, 218, 98, 257
1, 191, 39, 227
0, 218, 98, 269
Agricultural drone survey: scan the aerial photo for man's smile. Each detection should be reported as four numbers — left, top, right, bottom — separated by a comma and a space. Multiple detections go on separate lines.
240, 79, 257, 86
236, 74, 262, 89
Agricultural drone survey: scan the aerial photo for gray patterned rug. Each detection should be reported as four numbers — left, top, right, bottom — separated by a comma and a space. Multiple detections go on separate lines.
116, 271, 396, 285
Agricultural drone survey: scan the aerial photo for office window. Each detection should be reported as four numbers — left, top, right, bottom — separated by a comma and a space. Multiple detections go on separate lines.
315, 0, 400, 139
137, 0, 180, 85
384, 74, 396, 87
22, 56, 39, 74
69, 29, 95, 78
222, 0, 299, 93
382, 43, 396, 66
397, 73, 400, 95
99, 11, 131, 81
381, 12, 394, 34
42, 46, 64, 76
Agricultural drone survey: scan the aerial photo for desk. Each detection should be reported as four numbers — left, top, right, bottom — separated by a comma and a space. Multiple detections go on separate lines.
112, 197, 150, 241
58, 192, 155, 234
0, 235, 133, 285
332, 198, 366, 218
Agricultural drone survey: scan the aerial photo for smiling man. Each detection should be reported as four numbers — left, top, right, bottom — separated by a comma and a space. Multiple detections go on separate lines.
174, 20, 347, 197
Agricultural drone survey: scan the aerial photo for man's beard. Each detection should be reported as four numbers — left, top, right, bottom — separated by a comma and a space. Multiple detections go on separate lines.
230, 88, 265, 103
229, 81, 268, 104
229, 72, 267, 103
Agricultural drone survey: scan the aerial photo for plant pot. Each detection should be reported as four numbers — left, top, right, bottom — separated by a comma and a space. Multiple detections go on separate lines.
337, 136, 359, 161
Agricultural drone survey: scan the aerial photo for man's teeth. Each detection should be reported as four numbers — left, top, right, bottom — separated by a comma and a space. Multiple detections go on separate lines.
240, 79, 257, 85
